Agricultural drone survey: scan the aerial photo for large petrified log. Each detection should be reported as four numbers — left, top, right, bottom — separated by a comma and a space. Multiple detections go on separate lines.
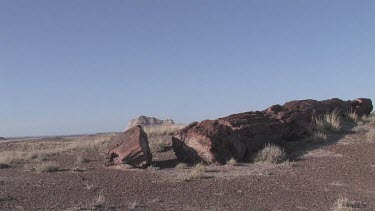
106, 126, 152, 168
172, 98, 373, 164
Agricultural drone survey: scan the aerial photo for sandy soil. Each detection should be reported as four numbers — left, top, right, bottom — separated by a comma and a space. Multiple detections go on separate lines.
1, 122, 375, 211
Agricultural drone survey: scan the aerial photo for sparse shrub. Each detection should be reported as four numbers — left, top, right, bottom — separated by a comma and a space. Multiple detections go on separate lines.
189, 163, 205, 180
312, 111, 342, 133
254, 144, 286, 164
37, 154, 48, 161
226, 157, 238, 166
175, 163, 188, 170
34, 162, 60, 173
149, 140, 166, 153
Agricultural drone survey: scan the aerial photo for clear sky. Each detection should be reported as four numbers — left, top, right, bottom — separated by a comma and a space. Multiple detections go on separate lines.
1, 0, 374, 137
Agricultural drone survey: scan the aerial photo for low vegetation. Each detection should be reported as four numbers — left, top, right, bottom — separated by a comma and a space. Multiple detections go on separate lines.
332, 196, 355, 211
34, 162, 60, 173
149, 140, 166, 153
175, 162, 188, 170
226, 157, 238, 166
345, 110, 360, 122
92, 190, 106, 209
283, 159, 297, 167
189, 163, 205, 180
0, 135, 114, 165
366, 126, 375, 142
254, 144, 286, 164
128, 201, 141, 210
143, 124, 185, 136
312, 110, 342, 133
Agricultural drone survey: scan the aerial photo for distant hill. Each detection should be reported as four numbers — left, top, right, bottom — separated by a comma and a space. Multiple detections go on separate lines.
127, 116, 174, 129
0, 137, 6, 141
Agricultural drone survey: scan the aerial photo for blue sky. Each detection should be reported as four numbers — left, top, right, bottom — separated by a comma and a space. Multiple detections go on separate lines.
1, 1, 374, 137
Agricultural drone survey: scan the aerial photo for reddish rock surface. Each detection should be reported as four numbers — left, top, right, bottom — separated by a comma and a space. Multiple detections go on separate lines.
351, 98, 373, 117
173, 98, 373, 164
106, 126, 152, 168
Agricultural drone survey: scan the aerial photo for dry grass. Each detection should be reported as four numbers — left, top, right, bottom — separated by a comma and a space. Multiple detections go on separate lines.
149, 140, 166, 153
345, 110, 360, 122
189, 163, 205, 180
0, 135, 113, 164
0, 151, 40, 164
254, 144, 286, 164
128, 201, 141, 210
92, 190, 105, 208
85, 181, 94, 190
366, 128, 375, 142
65, 135, 113, 152
143, 124, 185, 136
226, 157, 238, 166
312, 111, 342, 133
175, 163, 188, 170
34, 161, 60, 173
332, 196, 355, 211
282, 159, 297, 167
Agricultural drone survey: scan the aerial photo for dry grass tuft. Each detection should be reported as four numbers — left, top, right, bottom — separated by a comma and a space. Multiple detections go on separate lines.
345, 111, 360, 122
128, 201, 141, 210
85, 181, 94, 190
34, 161, 60, 173
149, 140, 166, 153
283, 159, 297, 167
312, 111, 342, 133
144, 124, 185, 136
332, 196, 355, 211
254, 144, 286, 164
93, 190, 105, 208
189, 163, 205, 180
226, 157, 238, 166
175, 163, 188, 170
366, 128, 375, 142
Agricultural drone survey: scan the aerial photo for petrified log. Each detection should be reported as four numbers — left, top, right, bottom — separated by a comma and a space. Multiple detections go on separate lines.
172, 98, 373, 164
106, 126, 152, 168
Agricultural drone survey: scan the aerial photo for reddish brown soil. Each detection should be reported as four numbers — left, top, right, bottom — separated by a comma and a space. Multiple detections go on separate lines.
1, 128, 375, 210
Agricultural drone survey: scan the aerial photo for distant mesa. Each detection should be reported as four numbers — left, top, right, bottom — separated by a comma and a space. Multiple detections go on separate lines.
0, 137, 6, 141
127, 115, 174, 129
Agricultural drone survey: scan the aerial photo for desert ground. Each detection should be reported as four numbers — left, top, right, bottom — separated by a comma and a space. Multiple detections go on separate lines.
1, 116, 375, 211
